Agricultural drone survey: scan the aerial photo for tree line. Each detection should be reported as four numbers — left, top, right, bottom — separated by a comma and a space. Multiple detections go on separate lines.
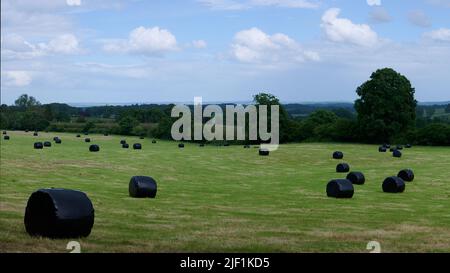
1, 68, 449, 146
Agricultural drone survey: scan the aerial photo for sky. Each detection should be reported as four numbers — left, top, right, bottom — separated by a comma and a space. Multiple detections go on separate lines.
1, 0, 450, 105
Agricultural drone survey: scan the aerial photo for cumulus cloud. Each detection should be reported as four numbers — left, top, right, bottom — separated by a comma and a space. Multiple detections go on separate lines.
408, 10, 431, 28
2, 71, 32, 87
1, 33, 81, 59
230, 27, 319, 64
321, 8, 379, 47
66, 0, 81, 6
424, 28, 450, 42
367, 0, 381, 6
103, 26, 178, 56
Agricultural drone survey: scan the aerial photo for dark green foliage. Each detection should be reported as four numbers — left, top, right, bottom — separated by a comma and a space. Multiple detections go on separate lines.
355, 68, 417, 143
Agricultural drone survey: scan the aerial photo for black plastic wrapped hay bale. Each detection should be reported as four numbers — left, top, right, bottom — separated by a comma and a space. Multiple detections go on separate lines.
382, 176, 405, 193
178, 143, 185, 148
332, 151, 343, 159
133, 143, 142, 150
24, 188, 94, 238
199, 143, 205, 147
122, 143, 129, 149
152, 140, 157, 144
2, 131, 6, 135
336, 163, 350, 173
129, 176, 157, 198
44, 141, 52, 147
398, 169, 414, 182
34, 142, 43, 149
326, 179, 354, 198
104, 133, 109, 136
244, 145, 250, 148
223, 142, 230, 147
393, 150, 402, 158
76, 134, 81, 138
55, 138, 61, 144
85, 138, 91, 143
120, 140, 126, 145
53, 137, 59, 141
259, 149, 269, 156
25, 129, 29, 133
33, 132, 38, 136
140, 136, 145, 139
379, 146, 387, 152
4, 135, 10, 140
346, 172, 365, 185
89, 144, 99, 152
405, 144, 412, 148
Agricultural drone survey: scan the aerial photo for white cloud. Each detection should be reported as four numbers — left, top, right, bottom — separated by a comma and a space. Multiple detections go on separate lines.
103, 26, 178, 56
408, 10, 431, 28
424, 28, 450, 42
321, 8, 379, 47
367, 0, 381, 6
1, 33, 81, 59
192, 40, 208, 49
2, 71, 32, 87
66, 0, 81, 6
230, 27, 319, 64
197, 0, 319, 10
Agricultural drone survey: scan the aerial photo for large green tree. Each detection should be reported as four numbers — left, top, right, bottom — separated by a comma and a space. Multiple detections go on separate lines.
355, 68, 417, 143
14, 94, 41, 108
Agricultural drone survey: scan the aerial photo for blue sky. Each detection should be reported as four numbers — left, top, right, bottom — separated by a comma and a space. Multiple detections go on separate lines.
1, 0, 450, 104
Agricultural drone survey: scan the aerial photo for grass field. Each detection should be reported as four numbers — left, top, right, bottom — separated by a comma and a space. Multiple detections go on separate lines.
1, 131, 450, 253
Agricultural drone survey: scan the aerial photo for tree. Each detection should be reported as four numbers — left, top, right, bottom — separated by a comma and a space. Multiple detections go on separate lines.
14, 94, 41, 108
118, 116, 139, 135
445, 104, 450, 114
253, 93, 292, 142
354, 68, 417, 143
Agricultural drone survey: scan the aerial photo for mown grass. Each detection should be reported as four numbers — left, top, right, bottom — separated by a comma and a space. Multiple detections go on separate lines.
1, 131, 449, 253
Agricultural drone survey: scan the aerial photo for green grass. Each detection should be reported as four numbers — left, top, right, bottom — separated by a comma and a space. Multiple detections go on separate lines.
1, 131, 450, 253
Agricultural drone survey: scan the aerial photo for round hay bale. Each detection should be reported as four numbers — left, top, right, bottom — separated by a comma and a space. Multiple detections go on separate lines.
405, 144, 412, 148
393, 150, 402, 158
398, 169, 414, 182
25, 129, 29, 132
33, 132, 38, 136
382, 176, 405, 193
2, 131, 6, 135
332, 151, 344, 159
133, 143, 142, 150
346, 172, 365, 185
336, 163, 350, 173
152, 140, 157, 144
34, 142, 43, 149
122, 143, 129, 149
199, 143, 205, 147
244, 145, 251, 148
178, 143, 185, 148
223, 142, 230, 147
104, 133, 109, 136
129, 176, 157, 198
379, 146, 387, 152
259, 149, 269, 156
120, 140, 126, 145
85, 138, 91, 143
24, 188, 94, 238
44, 141, 52, 147
326, 179, 354, 198
89, 144, 99, 152
4, 135, 10, 140
76, 134, 81, 138
140, 136, 144, 140
54, 138, 61, 144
